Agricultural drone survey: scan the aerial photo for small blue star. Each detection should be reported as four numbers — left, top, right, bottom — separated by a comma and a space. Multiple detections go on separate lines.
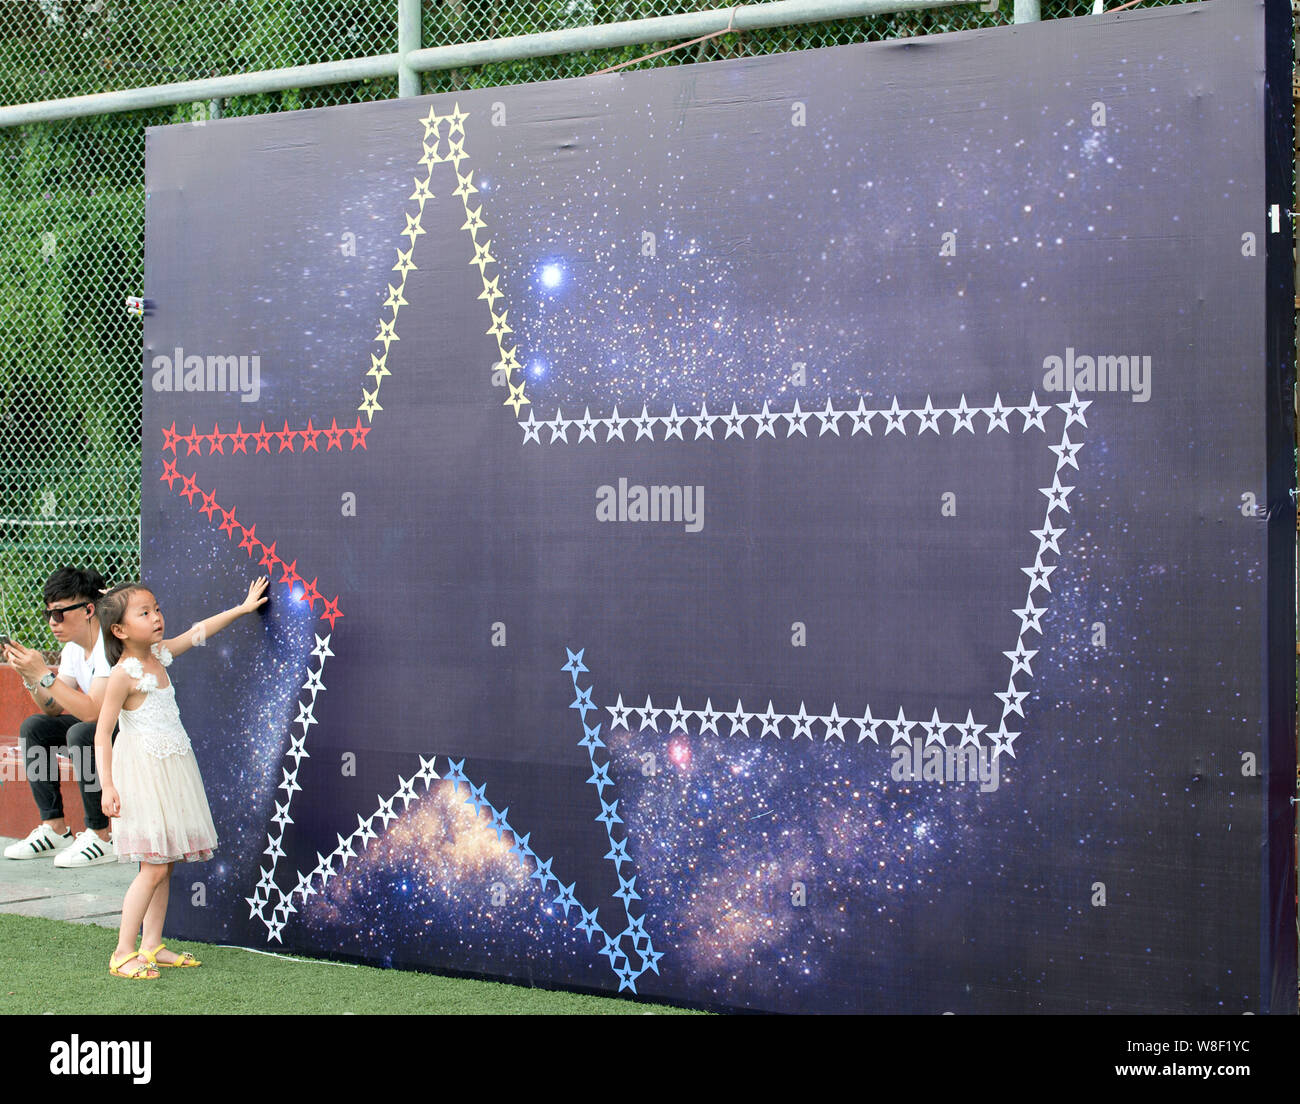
444, 758, 467, 793
576, 906, 600, 941
561, 647, 587, 676
586, 761, 612, 793
615, 874, 641, 906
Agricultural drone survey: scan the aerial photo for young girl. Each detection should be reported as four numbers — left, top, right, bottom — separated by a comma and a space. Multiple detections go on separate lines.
94, 577, 268, 979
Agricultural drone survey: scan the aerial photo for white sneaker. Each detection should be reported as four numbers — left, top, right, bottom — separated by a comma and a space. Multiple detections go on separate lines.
53, 829, 117, 868
3, 823, 74, 860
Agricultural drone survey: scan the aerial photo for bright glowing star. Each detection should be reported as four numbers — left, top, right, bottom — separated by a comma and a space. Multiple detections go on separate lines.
913, 821, 929, 840
668, 740, 691, 768
539, 263, 564, 289
529, 359, 547, 379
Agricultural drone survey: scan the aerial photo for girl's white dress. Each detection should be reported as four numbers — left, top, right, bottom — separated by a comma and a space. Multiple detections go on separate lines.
112, 643, 218, 864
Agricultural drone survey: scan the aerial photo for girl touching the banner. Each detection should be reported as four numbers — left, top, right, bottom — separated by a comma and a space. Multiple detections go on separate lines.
93, 578, 268, 979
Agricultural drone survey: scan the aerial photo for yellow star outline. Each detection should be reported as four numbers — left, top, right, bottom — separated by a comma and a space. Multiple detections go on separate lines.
383, 283, 408, 315
460, 205, 486, 236
393, 247, 417, 278
358, 388, 383, 420
419, 106, 446, 141
445, 137, 468, 167
504, 380, 529, 415
470, 239, 495, 275
452, 170, 477, 201
478, 275, 503, 310
368, 352, 391, 383
375, 317, 399, 351
446, 102, 468, 136
401, 211, 426, 245
486, 309, 512, 340
419, 141, 444, 171
408, 176, 435, 208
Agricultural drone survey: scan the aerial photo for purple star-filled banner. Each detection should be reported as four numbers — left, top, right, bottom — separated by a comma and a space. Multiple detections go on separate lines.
141, 0, 1295, 1012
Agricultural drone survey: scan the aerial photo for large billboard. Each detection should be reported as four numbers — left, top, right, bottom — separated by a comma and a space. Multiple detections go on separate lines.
141, 0, 1295, 1012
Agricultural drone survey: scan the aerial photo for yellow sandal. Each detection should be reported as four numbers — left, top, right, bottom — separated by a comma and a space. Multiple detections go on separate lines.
142, 942, 200, 968
109, 951, 159, 980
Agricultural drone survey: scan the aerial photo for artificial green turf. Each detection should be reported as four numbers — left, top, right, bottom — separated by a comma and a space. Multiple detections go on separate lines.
0, 913, 701, 1015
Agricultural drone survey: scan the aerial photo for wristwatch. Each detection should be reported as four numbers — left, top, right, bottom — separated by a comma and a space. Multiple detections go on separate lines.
37, 673, 56, 690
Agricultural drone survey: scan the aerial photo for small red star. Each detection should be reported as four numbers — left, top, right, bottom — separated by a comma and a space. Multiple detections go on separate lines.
183, 425, 203, 455
229, 422, 250, 454
199, 490, 220, 520
323, 418, 344, 450
258, 539, 282, 573
252, 422, 273, 453
162, 422, 179, 453
300, 418, 321, 452
179, 473, 200, 504
218, 506, 240, 538
320, 596, 344, 629
275, 420, 297, 453
279, 558, 301, 592
348, 417, 370, 450
206, 424, 226, 455
300, 577, 322, 611
160, 458, 180, 489
238, 523, 260, 557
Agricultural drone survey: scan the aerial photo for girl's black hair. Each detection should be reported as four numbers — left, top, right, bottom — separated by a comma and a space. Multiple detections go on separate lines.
97, 583, 153, 668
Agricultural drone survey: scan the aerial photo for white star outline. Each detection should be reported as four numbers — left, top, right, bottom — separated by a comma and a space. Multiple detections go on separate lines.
599, 394, 1091, 766
522, 391, 1072, 446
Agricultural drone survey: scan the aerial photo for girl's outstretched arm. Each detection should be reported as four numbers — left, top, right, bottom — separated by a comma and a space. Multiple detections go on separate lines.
95, 666, 133, 818
162, 576, 269, 659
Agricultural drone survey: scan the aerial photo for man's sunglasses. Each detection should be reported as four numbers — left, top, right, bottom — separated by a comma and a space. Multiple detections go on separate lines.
43, 601, 91, 624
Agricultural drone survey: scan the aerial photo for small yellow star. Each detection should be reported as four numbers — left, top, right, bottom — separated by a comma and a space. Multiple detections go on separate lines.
503, 380, 529, 415
358, 388, 383, 420
383, 283, 408, 314
409, 177, 434, 207
478, 275, 502, 309
469, 240, 494, 274
419, 106, 445, 140
419, 141, 443, 171
401, 211, 426, 245
446, 102, 468, 135
460, 205, 486, 236
375, 318, 399, 351
367, 353, 390, 383
445, 137, 467, 167
393, 247, 417, 277
497, 345, 521, 376
452, 170, 477, 200
486, 310, 512, 340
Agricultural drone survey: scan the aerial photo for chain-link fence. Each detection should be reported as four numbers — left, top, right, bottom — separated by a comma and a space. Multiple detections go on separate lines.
0, 0, 1234, 645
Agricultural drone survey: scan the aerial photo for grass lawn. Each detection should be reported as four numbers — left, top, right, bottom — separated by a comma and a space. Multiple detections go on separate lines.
0, 914, 701, 1015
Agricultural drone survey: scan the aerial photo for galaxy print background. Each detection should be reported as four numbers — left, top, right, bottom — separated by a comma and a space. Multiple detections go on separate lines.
139, 0, 1295, 1012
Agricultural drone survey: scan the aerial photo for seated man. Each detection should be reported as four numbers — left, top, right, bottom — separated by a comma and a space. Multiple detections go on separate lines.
3, 567, 116, 867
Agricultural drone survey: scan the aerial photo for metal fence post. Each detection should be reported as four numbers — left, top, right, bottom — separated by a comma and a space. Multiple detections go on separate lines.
399, 0, 421, 98
1015, 0, 1042, 21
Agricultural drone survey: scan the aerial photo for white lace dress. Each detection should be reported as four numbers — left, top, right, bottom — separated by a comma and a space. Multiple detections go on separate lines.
111, 643, 218, 864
